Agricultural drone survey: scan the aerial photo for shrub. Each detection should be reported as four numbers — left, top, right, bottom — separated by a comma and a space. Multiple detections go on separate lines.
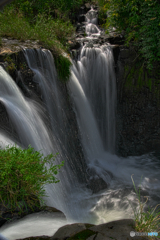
10, 0, 86, 19
0, 145, 64, 214
98, 0, 160, 70
0, 8, 33, 41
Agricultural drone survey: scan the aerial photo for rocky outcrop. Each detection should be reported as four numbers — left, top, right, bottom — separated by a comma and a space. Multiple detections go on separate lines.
13, 219, 151, 240
116, 46, 160, 156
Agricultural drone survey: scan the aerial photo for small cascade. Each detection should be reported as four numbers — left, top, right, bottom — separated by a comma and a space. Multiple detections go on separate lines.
85, 7, 98, 24
85, 7, 100, 37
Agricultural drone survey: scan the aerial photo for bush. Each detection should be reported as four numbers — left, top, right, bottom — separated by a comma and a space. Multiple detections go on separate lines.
0, 145, 64, 214
10, 0, 85, 18
0, 8, 33, 41
99, 0, 160, 70
7, 0, 94, 23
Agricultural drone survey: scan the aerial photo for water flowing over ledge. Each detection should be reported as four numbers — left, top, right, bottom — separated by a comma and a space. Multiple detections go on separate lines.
0, 5, 160, 240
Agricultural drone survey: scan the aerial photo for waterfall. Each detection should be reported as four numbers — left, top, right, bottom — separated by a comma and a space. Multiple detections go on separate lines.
1, 5, 160, 240
69, 46, 116, 156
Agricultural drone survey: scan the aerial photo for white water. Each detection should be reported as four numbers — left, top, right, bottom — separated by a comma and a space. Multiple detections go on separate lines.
69, 45, 116, 156
0, 6, 160, 240
0, 212, 69, 240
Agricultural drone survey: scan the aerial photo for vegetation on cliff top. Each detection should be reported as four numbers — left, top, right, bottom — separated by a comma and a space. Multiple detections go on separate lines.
98, 0, 160, 70
0, 0, 95, 81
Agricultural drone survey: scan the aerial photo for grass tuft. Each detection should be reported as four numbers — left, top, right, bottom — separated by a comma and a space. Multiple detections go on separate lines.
128, 175, 160, 238
0, 145, 64, 215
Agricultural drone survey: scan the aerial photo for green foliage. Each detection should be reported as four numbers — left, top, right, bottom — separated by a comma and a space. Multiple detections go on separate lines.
127, 175, 160, 235
98, 0, 160, 69
0, 0, 96, 81
55, 55, 72, 82
0, 7, 74, 52
0, 7, 74, 78
0, 145, 64, 214
34, 14, 75, 50
8, 0, 89, 21
0, 8, 33, 41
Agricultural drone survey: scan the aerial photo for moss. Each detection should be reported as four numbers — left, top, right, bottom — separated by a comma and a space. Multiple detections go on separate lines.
54, 54, 72, 83
147, 78, 152, 92
4, 54, 16, 73
124, 65, 135, 88
85, 223, 95, 228
123, 59, 160, 107
125, 63, 150, 91
137, 66, 143, 89
67, 229, 96, 240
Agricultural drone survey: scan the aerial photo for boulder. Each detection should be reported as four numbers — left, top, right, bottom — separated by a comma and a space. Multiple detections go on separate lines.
52, 223, 87, 239
89, 219, 149, 240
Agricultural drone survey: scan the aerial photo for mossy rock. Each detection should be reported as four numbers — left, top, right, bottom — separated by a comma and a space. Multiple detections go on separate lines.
85, 223, 95, 229
67, 229, 96, 240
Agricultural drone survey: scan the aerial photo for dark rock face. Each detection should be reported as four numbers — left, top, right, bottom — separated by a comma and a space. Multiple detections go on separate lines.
115, 46, 160, 156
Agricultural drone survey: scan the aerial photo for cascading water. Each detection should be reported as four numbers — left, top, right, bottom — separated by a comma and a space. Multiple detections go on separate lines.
0, 5, 160, 240
69, 45, 116, 155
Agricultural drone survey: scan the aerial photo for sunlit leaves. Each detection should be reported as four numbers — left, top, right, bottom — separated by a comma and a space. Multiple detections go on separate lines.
98, 0, 160, 69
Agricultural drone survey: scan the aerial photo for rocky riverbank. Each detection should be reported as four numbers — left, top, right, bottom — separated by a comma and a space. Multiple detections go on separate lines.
1, 218, 153, 240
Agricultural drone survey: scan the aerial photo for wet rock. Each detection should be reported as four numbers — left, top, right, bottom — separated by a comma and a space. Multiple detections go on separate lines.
68, 40, 81, 50
110, 45, 120, 67
53, 223, 87, 239
86, 176, 108, 193
78, 14, 85, 23
89, 219, 150, 240
85, 3, 92, 11
0, 38, 42, 56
